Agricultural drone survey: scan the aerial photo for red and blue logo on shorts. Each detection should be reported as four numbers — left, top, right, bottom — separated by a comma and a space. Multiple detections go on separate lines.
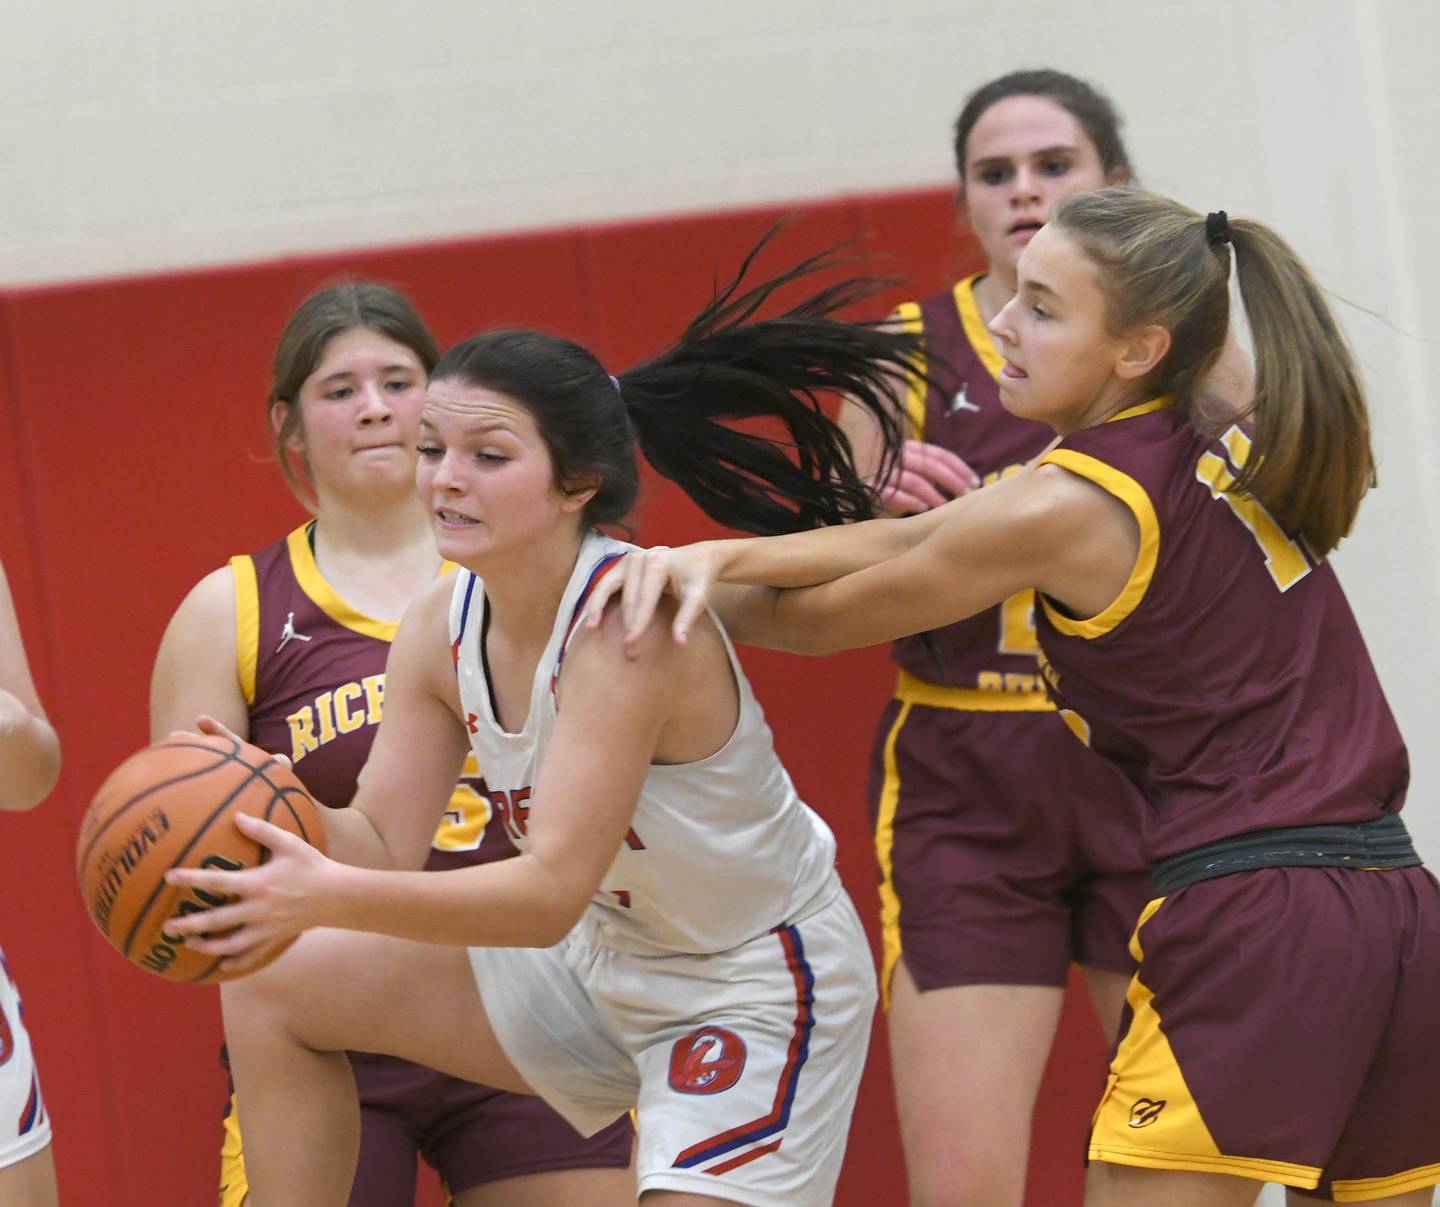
669, 1026, 747, 1095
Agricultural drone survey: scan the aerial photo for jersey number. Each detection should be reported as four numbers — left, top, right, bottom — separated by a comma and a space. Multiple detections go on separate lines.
1195, 426, 1312, 592
996, 589, 1040, 655
432, 753, 491, 852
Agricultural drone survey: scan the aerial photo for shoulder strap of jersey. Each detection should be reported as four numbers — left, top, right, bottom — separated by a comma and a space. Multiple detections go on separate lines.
449, 570, 480, 670
889, 301, 928, 441
549, 552, 628, 705
1034, 446, 1161, 640
228, 555, 260, 707
951, 274, 1004, 382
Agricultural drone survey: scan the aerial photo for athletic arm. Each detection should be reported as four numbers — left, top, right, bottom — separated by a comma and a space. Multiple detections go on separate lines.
762, 463, 1138, 652
168, 597, 682, 960
149, 566, 251, 741
603, 463, 1139, 655
330, 577, 472, 870
0, 559, 60, 811
152, 569, 464, 871
591, 505, 956, 652
322, 604, 677, 947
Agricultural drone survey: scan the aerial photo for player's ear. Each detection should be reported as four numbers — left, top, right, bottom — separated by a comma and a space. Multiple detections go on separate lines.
558, 472, 599, 514
1115, 324, 1170, 382
955, 186, 971, 234
271, 399, 302, 449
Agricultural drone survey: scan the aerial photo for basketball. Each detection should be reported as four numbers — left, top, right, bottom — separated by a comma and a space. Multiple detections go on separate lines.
75, 732, 327, 985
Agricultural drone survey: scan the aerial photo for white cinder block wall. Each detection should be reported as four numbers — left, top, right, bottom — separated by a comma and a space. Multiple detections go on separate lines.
6, 0, 1438, 906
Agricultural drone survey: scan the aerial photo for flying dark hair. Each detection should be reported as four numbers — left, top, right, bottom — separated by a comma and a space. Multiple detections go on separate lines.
431, 232, 919, 535
953, 68, 1133, 186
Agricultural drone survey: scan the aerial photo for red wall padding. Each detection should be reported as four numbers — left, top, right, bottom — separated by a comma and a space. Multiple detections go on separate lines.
1, 188, 1108, 1206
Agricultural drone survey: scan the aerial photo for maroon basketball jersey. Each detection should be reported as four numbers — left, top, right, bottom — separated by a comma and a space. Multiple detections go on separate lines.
232, 524, 509, 871
1034, 400, 1409, 860
889, 276, 1058, 708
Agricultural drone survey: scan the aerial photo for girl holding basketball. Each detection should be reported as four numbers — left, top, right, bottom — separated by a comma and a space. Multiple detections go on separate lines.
162, 247, 918, 1206
585, 188, 1440, 1205
0, 557, 61, 1207
150, 284, 635, 1206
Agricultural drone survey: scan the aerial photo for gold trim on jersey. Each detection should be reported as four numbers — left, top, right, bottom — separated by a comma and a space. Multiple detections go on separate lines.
218, 1093, 248, 1207
1331, 1162, 1440, 1202
895, 669, 1052, 712
890, 301, 927, 440
1035, 450, 1160, 639
953, 274, 1005, 382
1107, 396, 1173, 423
874, 700, 914, 1009
287, 526, 402, 641
284, 525, 460, 642
1088, 898, 1324, 1189
229, 555, 260, 708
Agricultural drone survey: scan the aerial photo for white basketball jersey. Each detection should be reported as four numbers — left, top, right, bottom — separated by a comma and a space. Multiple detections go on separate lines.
448, 531, 839, 955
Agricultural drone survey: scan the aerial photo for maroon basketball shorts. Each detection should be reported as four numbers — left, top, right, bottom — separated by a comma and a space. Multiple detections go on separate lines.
1091, 865, 1440, 1200
220, 1054, 633, 1207
868, 697, 1150, 1003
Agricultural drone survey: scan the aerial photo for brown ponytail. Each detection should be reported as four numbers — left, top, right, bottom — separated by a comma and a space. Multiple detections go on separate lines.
1225, 218, 1373, 555
1054, 188, 1374, 555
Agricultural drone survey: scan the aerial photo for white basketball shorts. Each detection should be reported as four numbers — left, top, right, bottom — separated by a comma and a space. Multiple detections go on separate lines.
0, 951, 50, 1171
469, 875, 877, 1206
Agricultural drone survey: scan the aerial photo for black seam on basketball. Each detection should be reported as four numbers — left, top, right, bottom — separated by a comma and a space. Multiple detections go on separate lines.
77, 752, 232, 875
265, 787, 317, 845
77, 735, 248, 871
119, 756, 285, 958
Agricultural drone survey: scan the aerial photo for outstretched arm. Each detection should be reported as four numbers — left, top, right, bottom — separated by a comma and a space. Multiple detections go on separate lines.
588, 500, 957, 651
592, 462, 1141, 655
0, 559, 60, 811
755, 463, 1141, 652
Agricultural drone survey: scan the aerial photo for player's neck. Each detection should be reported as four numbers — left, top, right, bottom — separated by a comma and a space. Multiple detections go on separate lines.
309, 495, 442, 622
479, 527, 589, 653
311, 490, 434, 561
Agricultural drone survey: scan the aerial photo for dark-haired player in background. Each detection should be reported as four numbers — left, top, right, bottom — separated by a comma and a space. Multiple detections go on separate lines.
840, 70, 1155, 1206
150, 283, 634, 1206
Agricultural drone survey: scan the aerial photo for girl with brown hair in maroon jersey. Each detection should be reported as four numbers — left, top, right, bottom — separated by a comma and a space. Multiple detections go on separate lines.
588, 188, 1438, 1206
151, 283, 636, 1207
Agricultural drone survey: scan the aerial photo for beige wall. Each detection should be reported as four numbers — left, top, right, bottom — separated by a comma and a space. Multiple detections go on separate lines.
5, 0, 1437, 856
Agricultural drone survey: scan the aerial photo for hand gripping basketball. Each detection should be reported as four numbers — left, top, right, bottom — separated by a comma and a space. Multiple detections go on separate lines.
76, 726, 328, 984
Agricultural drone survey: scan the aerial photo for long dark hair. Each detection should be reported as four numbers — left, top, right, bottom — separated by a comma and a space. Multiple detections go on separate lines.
1055, 188, 1372, 555
431, 232, 919, 534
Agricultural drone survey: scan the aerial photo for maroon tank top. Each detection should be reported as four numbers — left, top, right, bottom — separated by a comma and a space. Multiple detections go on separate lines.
1034, 400, 1409, 860
889, 276, 1057, 708
232, 524, 511, 871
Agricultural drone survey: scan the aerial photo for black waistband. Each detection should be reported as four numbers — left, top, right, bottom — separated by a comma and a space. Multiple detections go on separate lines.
1151, 813, 1422, 897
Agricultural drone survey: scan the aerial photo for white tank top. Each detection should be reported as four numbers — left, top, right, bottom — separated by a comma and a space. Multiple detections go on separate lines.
449, 530, 839, 955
